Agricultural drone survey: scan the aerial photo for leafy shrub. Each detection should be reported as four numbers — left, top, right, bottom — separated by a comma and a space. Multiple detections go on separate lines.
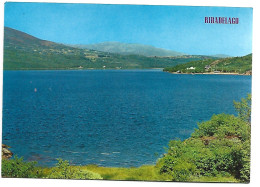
156, 139, 199, 181
233, 94, 251, 123
157, 134, 250, 182
157, 94, 251, 183
48, 158, 102, 180
192, 114, 250, 141
1, 155, 41, 178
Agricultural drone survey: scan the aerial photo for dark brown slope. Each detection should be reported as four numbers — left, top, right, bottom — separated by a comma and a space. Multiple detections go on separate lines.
4, 27, 68, 49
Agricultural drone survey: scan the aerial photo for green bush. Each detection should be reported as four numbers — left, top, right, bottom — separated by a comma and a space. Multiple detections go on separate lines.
1, 155, 41, 178
2, 157, 103, 180
157, 94, 251, 182
157, 132, 250, 182
48, 158, 102, 180
234, 94, 251, 123
192, 114, 250, 141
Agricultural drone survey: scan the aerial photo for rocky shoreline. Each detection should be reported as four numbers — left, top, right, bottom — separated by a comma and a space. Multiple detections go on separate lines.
2, 144, 13, 159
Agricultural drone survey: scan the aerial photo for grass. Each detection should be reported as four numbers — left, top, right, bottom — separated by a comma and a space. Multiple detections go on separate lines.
46, 164, 237, 182
73, 165, 171, 181
189, 176, 239, 183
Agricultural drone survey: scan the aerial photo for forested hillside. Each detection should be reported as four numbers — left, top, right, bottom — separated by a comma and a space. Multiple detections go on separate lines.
4, 27, 212, 70
164, 54, 252, 75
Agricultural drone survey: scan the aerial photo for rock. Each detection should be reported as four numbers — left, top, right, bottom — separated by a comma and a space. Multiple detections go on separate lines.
2, 144, 13, 159
245, 70, 252, 75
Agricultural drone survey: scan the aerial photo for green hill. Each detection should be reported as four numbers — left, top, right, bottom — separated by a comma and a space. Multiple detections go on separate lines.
4, 27, 215, 70
70, 41, 185, 57
163, 54, 252, 75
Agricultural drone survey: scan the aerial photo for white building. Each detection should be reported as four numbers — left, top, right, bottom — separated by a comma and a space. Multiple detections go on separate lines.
186, 67, 196, 70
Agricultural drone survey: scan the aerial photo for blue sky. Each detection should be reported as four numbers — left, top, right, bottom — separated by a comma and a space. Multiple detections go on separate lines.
4, 2, 252, 56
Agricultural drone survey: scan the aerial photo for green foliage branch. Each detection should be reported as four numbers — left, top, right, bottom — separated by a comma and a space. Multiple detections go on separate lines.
157, 94, 251, 182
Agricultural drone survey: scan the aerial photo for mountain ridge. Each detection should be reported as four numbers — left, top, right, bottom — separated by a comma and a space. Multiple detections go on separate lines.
210, 54, 232, 58
69, 41, 186, 57
4, 27, 66, 49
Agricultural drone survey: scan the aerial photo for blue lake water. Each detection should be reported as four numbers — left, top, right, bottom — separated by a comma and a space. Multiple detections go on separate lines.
2, 70, 251, 167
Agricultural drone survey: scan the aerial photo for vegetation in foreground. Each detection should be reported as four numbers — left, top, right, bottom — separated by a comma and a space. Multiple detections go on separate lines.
2, 157, 102, 180
164, 54, 252, 75
156, 94, 251, 183
1, 95, 251, 182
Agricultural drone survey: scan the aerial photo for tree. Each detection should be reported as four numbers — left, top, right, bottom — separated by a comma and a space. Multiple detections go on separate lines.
233, 94, 251, 124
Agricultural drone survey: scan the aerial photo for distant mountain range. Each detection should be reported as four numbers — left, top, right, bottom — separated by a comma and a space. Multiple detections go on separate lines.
70, 42, 186, 57
210, 54, 231, 58
3, 27, 217, 70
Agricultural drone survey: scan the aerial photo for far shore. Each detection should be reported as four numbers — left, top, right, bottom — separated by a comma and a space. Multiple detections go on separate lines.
166, 71, 252, 76
3, 68, 252, 76
3, 68, 164, 71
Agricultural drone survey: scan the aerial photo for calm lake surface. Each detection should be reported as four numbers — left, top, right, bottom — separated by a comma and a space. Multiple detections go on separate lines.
2, 70, 251, 167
